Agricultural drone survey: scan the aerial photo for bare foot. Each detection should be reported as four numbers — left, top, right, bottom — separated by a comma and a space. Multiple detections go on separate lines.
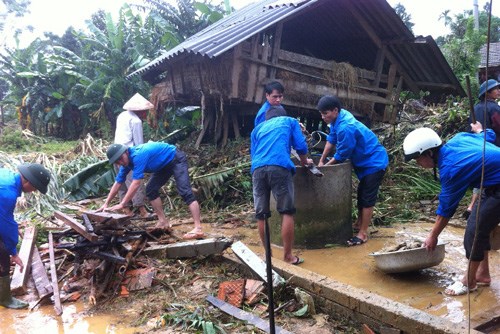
122, 208, 134, 217
154, 221, 171, 229
182, 228, 205, 240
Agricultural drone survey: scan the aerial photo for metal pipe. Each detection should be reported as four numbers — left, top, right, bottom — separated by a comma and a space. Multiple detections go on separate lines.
264, 217, 276, 334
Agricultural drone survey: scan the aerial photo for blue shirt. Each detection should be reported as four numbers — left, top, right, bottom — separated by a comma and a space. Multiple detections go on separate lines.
0, 169, 23, 255
327, 109, 388, 179
116, 142, 177, 182
437, 130, 500, 218
251, 116, 308, 174
254, 101, 271, 127
473, 100, 500, 146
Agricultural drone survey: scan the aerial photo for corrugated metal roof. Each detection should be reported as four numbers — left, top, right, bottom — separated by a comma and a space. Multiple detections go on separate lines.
130, 0, 314, 77
479, 42, 500, 68
129, 0, 464, 96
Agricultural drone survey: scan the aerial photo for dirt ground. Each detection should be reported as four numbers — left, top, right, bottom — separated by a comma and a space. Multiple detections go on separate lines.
79, 209, 362, 334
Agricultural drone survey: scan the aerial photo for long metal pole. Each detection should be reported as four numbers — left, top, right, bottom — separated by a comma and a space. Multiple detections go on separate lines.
264, 217, 276, 334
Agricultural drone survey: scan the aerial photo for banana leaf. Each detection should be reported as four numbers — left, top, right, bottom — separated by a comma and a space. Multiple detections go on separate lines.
63, 160, 115, 201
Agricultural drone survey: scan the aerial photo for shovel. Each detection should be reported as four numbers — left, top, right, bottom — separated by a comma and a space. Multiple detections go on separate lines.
291, 149, 323, 177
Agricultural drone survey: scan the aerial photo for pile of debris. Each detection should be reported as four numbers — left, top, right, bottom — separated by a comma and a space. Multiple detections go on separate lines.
12, 210, 232, 315
12, 210, 319, 333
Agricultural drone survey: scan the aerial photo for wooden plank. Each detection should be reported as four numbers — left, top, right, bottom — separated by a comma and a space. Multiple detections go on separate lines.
48, 232, 63, 315
81, 211, 130, 224
231, 241, 284, 287
206, 295, 292, 334
30, 246, 53, 296
269, 22, 283, 80
143, 238, 233, 259
255, 36, 271, 105
230, 45, 242, 98
277, 49, 379, 82
245, 35, 260, 101
11, 226, 36, 295
345, 3, 419, 93
54, 211, 98, 242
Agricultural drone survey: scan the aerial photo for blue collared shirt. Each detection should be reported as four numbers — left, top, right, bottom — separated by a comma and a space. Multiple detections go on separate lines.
0, 168, 23, 255
327, 109, 388, 179
251, 116, 308, 174
437, 130, 500, 217
116, 142, 177, 182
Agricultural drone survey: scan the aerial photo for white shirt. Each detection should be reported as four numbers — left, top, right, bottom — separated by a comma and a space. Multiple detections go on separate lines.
114, 110, 144, 147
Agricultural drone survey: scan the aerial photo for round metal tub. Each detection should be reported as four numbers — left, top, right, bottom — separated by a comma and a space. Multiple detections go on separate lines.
370, 243, 446, 274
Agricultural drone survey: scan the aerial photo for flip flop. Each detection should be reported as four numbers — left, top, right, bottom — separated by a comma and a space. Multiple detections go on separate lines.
444, 281, 477, 296
476, 281, 491, 286
346, 236, 366, 247
182, 230, 205, 240
291, 256, 304, 265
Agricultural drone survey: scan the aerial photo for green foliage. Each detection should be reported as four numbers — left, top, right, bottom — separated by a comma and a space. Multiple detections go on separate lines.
0, 127, 30, 151
0, 1, 227, 141
393, 3, 415, 32
438, 7, 500, 83
158, 304, 226, 333
62, 159, 115, 201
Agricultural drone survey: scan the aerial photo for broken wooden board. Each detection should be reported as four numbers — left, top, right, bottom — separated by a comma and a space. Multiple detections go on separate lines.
48, 232, 63, 315
81, 211, 130, 224
54, 211, 98, 242
30, 246, 53, 296
231, 241, 284, 287
206, 295, 292, 334
143, 237, 233, 258
11, 226, 36, 295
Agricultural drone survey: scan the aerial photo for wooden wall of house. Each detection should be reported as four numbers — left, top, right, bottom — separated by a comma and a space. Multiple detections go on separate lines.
229, 36, 402, 123
150, 28, 405, 145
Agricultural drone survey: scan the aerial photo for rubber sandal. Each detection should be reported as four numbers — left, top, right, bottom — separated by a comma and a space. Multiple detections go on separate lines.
444, 281, 477, 296
291, 256, 304, 265
346, 236, 366, 247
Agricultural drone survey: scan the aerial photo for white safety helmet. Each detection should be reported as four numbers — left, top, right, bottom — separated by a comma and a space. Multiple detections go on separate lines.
403, 128, 442, 161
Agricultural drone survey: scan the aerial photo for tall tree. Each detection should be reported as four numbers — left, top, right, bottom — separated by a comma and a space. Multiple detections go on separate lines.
393, 3, 414, 32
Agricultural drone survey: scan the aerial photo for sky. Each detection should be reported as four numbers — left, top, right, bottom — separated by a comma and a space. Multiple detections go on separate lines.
2, 0, 500, 48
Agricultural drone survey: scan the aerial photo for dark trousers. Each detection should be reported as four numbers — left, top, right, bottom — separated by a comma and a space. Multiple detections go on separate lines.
0, 237, 10, 276
465, 186, 500, 261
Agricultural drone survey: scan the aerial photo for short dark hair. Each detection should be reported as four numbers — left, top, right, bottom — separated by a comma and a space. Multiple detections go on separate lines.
317, 95, 342, 113
264, 81, 284, 94
265, 105, 287, 120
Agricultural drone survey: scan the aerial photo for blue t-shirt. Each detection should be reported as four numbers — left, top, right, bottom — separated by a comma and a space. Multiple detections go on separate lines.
437, 129, 500, 218
327, 109, 388, 179
251, 116, 308, 174
0, 168, 22, 255
116, 142, 177, 182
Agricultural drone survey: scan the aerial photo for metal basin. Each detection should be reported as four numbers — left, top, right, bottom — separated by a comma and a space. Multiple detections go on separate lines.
370, 243, 446, 274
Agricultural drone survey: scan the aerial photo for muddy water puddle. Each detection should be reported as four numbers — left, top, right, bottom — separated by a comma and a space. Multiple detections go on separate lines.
0, 302, 137, 334
234, 221, 499, 327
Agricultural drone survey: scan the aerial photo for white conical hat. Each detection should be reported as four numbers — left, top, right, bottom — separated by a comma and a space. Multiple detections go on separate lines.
123, 93, 154, 111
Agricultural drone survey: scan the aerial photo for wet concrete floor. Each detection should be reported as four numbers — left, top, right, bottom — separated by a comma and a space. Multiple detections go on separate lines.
1, 220, 498, 333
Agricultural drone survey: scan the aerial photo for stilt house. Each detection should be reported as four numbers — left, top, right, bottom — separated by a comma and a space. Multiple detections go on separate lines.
129, 0, 465, 146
